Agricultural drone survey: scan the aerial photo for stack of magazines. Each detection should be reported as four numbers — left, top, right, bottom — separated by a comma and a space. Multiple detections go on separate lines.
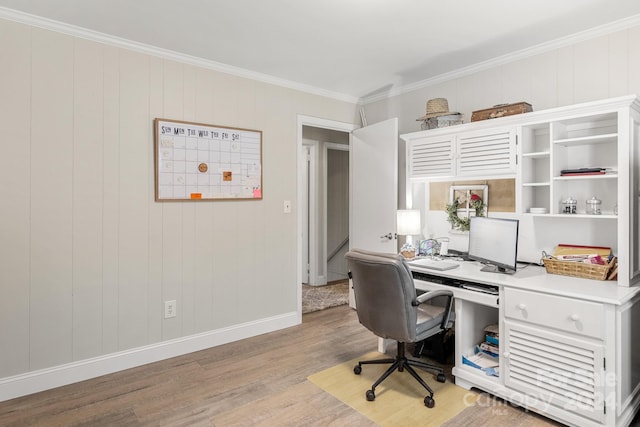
560, 167, 607, 176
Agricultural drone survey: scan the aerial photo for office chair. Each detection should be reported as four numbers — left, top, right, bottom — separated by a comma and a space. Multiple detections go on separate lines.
345, 249, 454, 408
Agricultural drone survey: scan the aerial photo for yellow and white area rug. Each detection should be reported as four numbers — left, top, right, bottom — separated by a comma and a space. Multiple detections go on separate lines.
308, 351, 480, 426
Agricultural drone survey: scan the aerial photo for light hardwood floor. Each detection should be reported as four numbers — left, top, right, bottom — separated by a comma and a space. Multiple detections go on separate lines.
0, 305, 589, 426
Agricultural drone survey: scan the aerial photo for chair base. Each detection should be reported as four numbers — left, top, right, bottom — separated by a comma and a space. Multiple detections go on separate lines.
353, 342, 446, 408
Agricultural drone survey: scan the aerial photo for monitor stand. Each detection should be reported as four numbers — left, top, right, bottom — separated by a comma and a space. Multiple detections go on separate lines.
480, 264, 515, 274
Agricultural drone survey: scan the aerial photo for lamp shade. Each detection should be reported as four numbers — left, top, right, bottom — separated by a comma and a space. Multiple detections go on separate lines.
396, 209, 421, 235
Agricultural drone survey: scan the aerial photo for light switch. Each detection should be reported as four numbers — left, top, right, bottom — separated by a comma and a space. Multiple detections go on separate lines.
283, 200, 292, 213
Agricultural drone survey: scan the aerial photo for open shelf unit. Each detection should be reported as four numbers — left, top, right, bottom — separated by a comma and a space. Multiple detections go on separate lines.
520, 112, 618, 216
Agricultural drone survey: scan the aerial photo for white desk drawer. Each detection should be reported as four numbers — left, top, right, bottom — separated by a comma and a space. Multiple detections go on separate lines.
503, 288, 605, 339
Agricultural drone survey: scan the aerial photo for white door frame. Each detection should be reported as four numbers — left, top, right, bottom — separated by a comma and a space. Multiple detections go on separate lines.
296, 115, 357, 322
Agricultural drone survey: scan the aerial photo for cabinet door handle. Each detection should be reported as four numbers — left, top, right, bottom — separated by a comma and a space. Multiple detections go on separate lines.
570, 314, 580, 322
503, 351, 510, 359
517, 303, 526, 310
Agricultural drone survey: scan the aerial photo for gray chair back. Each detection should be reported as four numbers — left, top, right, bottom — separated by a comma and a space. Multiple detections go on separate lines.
345, 249, 418, 343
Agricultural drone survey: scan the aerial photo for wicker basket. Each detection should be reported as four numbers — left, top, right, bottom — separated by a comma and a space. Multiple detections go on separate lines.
401, 250, 416, 259
542, 257, 617, 281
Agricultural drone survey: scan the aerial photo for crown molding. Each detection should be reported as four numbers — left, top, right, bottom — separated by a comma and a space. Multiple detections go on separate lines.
361, 13, 640, 105
0, 7, 360, 105
3, 6, 640, 107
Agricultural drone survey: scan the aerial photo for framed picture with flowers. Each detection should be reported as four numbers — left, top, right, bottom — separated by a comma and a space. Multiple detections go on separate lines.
446, 185, 488, 232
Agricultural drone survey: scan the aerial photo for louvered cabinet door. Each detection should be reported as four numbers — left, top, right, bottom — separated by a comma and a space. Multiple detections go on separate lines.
503, 320, 606, 424
456, 127, 516, 176
407, 135, 455, 179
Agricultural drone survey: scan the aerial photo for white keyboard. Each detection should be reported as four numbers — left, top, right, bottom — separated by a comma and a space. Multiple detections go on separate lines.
408, 258, 460, 271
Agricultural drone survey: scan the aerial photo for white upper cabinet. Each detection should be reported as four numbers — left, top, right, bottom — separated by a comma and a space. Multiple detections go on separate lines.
404, 126, 516, 180
403, 95, 640, 287
457, 127, 516, 176
407, 134, 455, 179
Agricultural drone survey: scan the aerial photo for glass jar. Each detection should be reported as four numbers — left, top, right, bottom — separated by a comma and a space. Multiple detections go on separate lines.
586, 196, 602, 215
561, 197, 577, 214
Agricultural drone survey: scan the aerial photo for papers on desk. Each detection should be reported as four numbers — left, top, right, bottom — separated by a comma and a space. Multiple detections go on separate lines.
462, 347, 500, 377
464, 351, 499, 369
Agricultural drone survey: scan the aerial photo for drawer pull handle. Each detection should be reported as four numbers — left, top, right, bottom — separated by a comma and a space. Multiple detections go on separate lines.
517, 303, 526, 310
570, 314, 580, 322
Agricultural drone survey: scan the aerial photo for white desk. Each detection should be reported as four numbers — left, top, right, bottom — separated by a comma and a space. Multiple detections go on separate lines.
400, 259, 640, 427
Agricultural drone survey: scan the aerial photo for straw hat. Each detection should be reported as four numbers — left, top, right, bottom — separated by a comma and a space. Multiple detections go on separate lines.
417, 98, 458, 121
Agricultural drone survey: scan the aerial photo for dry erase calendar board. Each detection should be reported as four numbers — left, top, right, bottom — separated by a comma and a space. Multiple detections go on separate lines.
154, 118, 262, 201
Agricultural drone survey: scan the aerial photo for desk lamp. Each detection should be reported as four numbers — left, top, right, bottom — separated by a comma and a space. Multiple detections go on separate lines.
397, 209, 421, 257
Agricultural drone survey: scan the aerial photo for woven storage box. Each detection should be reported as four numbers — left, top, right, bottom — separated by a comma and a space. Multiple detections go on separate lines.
542, 257, 617, 281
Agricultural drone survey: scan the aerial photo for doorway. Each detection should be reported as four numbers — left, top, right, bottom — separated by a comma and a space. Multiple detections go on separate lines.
296, 116, 357, 321
301, 127, 350, 286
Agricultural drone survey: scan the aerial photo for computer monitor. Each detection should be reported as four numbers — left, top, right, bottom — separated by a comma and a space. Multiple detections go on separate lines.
468, 217, 519, 273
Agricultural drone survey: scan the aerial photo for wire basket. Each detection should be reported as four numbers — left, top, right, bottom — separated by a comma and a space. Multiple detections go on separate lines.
420, 114, 463, 130
542, 256, 617, 281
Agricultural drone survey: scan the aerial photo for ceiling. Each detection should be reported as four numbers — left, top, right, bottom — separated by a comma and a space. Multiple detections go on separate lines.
2, 0, 640, 102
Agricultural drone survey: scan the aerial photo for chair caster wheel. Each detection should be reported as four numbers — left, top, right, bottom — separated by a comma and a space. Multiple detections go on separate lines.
353, 365, 362, 375
436, 373, 446, 383
366, 389, 376, 401
424, 395, 435, 408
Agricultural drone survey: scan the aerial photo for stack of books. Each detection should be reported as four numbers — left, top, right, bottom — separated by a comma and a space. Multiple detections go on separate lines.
480, 324, 499, 357
560, 167, 606, 176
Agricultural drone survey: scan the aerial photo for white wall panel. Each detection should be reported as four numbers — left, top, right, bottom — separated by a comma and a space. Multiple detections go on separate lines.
573, 37, 609, 103
210, 203, 241, 328
0, 19, 31, 376
629, 27, 640, 95
501, 58, 533, 106
72, 38, 105, 361
529, 51, 558, 112
160, 60, 184, 341
101, 45, 120, 355
556, 45, 575, 106
192, 69, 216, 333
180, 64, 198, 336
608, 31, 629, 97
147, 55, 164, 344
29, 28, 74, 370
117, 50, 151, 351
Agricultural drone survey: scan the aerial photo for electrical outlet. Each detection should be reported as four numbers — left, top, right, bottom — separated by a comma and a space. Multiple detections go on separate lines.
164, 300, 177, 319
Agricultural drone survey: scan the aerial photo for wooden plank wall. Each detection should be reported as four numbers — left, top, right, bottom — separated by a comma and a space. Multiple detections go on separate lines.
0, 17, 357, 381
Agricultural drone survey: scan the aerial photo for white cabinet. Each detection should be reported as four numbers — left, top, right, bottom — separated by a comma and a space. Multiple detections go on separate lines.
409, 260, 640, 427
457, 127, 516, 177
404, 95, 640, 426
503, 288, 607, 424
518, 96, 640, 287
405, 95, 640, 287
404, 127, 516, 180
408, 133, 455, 179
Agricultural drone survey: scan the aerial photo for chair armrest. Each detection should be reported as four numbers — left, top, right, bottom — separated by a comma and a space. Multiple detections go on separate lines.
415, 289, 453, 304
414, 289, 454, 330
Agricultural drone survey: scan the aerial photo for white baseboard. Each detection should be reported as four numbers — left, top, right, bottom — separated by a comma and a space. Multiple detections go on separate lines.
0, 311, 298, 402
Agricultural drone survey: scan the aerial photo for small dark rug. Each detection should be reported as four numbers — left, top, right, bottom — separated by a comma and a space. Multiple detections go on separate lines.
302, 281, 349, 314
